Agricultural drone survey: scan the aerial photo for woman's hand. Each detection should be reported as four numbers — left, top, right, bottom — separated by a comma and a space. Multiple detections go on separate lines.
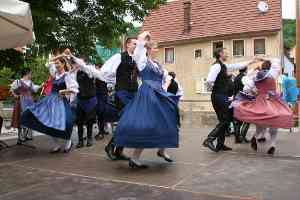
138, 31, 150, 42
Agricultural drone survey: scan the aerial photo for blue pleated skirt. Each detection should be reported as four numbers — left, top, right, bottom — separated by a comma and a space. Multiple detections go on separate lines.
114, 84, 179, 148
21, 94, 75, 139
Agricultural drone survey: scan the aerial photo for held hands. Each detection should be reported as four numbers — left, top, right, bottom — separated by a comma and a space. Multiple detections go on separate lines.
138, 31, 151, 42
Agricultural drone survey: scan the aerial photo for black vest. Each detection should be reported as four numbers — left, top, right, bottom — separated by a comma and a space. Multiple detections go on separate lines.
167, 79, 179, 95
77, 70, 96, 99
212, 60, 231, 95
115, 52, 138, 92
233, 72, 246, 95
95, 79, 108, 96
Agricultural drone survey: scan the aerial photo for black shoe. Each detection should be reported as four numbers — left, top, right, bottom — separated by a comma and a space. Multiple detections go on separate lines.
217, 145, 232, 152
129, 159, 148, 169
257, 138, 266, 143
235, 135, 243, 144
115, 154, 130, 161
242, 136, 250, 143
267, 147, 276, 155
105, 145, 117, 160
251, 137, 257, 151
50, 147, 61, 154
95, 134, 104, 141
76, 140, 84, 149
221, 145, 232, 151
86, 138, 93, 147
203, 139, 217, 152
157, 151, 173, 162
64, 143, 73, 153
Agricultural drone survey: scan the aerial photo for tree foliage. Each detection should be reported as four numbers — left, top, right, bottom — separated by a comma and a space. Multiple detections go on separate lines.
22, 0, 165, 57
283, 19, 296, 49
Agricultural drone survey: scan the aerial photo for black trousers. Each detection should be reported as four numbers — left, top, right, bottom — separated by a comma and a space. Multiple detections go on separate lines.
76, 106, 96, 142
207, 93, 232, 148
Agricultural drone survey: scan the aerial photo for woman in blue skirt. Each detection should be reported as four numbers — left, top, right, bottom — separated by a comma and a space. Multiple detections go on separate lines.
21, 56, 78, 153
114, 32, 182, 168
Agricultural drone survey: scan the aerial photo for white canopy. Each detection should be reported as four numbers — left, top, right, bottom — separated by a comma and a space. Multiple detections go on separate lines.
0, 0, 34, 49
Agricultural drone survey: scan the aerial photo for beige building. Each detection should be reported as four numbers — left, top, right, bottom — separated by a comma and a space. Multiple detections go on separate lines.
142, 0, 283, 111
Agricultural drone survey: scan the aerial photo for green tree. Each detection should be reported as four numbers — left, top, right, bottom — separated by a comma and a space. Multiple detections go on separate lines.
22, 0, 165, 56
283, 19, 296, 49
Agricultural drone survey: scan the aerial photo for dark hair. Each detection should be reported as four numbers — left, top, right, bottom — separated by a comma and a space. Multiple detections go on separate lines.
52, 49, 60, 56
125, 37, 136, 48
239, 68, 247, 73
261, 60, 271, 70
214, 48, 224, 60
168, 72, 176, 79
21, 68, 31, 77
57, 57, 68, 71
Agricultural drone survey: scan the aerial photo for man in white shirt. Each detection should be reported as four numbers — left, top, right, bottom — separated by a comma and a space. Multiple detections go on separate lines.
203, 48, 256, 152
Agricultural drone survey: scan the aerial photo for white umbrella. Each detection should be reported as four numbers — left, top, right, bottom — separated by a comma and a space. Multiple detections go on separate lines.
0, 0, 34, 49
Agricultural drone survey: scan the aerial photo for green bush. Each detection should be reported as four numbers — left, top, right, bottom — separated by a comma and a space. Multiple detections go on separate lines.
25, 57, 49, 85
0, 67, 14, 86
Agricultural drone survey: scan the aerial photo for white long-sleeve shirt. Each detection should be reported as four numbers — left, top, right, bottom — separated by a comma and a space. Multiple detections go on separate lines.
10, 79, 40, 93
206, 61, 251, 91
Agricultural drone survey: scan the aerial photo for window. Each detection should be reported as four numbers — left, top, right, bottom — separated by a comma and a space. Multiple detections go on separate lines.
254, 38, 266, 55
194, 49, 202, 59
196, 78, 210, 94
212, 41, 223, 57
233, 40, 244, 56
165, 47, 175, 64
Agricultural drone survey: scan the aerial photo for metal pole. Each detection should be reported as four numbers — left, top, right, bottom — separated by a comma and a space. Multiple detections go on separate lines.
296, 0, 300, 129
296, 0, 300, 86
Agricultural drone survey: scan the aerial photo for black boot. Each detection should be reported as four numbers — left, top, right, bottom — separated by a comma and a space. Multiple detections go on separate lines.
250, 137, 257, 151
105, 138, 116, 160
203, 139, 217, 152
77, 124, 84, 148
86, 123, 93, 147
76, 140, 84, 148
241, 123, 250, 143
114, 147, 130, 161
233, 122, 243, 144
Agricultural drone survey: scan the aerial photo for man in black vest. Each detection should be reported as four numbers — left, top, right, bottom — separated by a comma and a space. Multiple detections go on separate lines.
100, 37, 138, 161
167, 72, 179, 95
74, 56, 98, 148
203, 48, 256, 152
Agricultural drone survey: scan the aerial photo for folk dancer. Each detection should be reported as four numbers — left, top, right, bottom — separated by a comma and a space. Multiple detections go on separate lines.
114, 32, 182, 168
233, 59, 293, 154
203, 48, 257, 152
11, 68, 41, 143
21, 57, 78, 153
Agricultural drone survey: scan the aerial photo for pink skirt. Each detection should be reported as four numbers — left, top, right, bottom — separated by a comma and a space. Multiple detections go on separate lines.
233, 94, 294, 129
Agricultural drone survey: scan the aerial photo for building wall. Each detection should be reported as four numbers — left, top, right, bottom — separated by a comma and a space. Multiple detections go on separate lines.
156, 32, 282, 111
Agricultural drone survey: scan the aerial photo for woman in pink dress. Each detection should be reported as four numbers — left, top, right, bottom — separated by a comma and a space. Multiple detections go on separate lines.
233, 59, 293, 155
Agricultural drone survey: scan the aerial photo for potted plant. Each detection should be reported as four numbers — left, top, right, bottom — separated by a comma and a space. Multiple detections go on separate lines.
0, 67, 14, 100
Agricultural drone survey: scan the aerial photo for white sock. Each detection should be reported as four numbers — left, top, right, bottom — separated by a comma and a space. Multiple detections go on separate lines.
64, 139, 72, 150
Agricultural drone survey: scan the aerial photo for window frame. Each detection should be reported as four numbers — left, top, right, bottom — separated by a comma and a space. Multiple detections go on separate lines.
194, 48, 202, 60
232, 39, 245, 57
211, 40, 224, 58
164, 47, 176, 64
253, 37, 266, 56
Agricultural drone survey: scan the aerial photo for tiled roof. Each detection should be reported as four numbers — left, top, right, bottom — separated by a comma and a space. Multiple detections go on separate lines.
142, 0, 282, 44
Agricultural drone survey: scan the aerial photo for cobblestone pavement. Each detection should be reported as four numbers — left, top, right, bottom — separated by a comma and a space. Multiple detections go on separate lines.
0, 127, 300, 200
